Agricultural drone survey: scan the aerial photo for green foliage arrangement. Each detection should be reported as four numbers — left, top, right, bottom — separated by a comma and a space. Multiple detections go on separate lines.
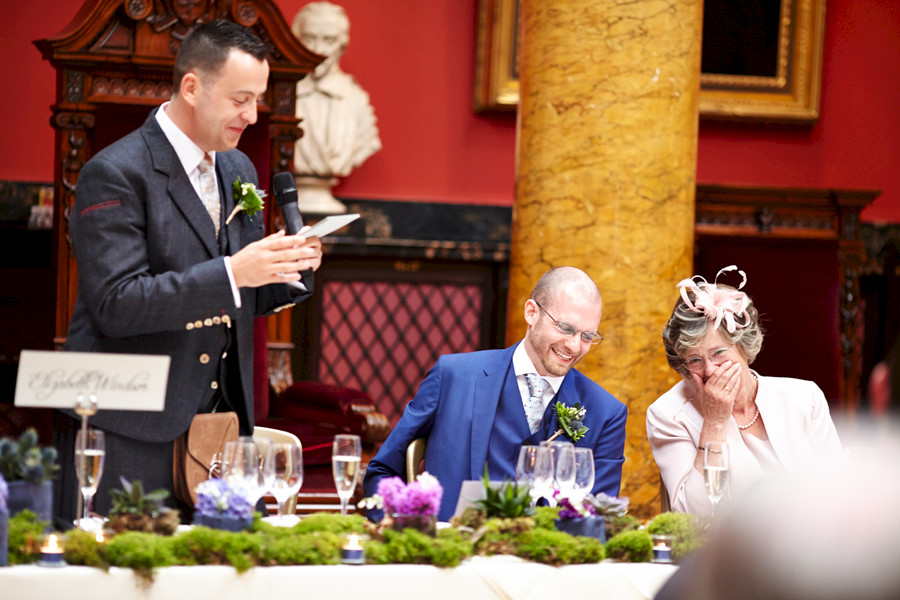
7, 510, 47, 564
6, 506, 706, 576
293, 512, 367, 535
104, 532, 176, 580
172, 528, 263, 571
604, 529, 654, 563
64, 529, 109, 570
605, 513, 641, 539
365, 527, 473, 568
515, 527, 605, 565
647, 511, 706, 562
531, 506, 561, 531
0, 428, 59, 483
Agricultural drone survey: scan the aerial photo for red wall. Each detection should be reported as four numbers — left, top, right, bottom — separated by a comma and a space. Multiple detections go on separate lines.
3, 0, 898, 222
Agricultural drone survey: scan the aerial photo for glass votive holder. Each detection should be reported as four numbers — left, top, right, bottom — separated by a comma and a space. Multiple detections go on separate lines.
651, 534, 674, 563
39, 533, 66, 567
341, 533, 365, 565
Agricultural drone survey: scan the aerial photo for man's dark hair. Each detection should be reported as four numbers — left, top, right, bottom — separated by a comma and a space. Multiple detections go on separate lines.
173, 20, 270, 90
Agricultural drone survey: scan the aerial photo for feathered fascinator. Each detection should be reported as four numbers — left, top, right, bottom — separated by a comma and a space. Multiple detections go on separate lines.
676, 265, 751, 333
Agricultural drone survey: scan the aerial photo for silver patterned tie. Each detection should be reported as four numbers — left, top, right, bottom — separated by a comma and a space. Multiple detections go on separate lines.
523, 373, 549, 434
197, 153, 220, 238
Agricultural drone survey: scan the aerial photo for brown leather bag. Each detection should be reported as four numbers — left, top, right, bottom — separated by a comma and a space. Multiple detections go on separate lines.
172, 412, 239, 506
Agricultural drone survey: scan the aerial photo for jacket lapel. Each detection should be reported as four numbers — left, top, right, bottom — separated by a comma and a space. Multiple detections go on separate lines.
469, 343, 518, 478
142, 112, 219, 257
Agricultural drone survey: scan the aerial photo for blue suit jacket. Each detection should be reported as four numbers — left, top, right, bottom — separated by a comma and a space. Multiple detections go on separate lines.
363, 343, 628, 521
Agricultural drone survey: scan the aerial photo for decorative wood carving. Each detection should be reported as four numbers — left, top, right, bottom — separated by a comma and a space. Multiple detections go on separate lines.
35, 0, 322, 361
695, 184, 879, 410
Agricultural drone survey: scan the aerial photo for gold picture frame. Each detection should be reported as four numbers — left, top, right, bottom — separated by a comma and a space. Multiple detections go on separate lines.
474, 0, 826, 123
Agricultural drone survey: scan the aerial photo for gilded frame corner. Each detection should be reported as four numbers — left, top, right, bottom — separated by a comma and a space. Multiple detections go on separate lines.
474, 0, 826, 123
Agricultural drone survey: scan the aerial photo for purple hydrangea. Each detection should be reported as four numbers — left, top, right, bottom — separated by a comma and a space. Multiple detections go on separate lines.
194, 478, 254, 519
0, 472, 8, 513
376, 472, 443, 517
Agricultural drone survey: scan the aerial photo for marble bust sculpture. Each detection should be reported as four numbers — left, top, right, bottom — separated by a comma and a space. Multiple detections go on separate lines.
292, 1, 382, 213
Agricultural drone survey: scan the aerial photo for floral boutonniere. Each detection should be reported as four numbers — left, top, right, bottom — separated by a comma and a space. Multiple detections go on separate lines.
225, 176, 266, 225
547, 401, 589, 442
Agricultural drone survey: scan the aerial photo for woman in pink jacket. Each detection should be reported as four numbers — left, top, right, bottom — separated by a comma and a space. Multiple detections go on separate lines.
647, 266, 843, 515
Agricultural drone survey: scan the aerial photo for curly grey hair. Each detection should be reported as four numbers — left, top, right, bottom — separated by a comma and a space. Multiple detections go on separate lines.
662, 285, 764, 377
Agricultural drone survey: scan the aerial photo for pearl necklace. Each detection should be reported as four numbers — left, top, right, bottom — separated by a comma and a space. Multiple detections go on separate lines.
736, 407, 760, 430
736, 371, 760, 430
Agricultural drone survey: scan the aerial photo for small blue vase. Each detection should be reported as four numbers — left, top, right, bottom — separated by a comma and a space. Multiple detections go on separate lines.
193, 513, 253, 532
6, 481, 53, 524
554, 516, 606, 543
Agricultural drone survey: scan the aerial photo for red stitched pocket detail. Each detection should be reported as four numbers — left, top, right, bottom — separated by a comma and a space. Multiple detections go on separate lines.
80, 200, 122, 215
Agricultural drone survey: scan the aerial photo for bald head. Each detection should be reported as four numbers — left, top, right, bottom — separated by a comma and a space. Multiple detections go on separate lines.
530, 266, 602, 311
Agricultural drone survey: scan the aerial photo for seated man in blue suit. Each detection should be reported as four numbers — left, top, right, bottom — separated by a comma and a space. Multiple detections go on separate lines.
363, 266, 627, 521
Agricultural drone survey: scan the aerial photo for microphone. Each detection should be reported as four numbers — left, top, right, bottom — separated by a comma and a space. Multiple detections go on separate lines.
271, 172, 308, 291
272, 171, 304, 236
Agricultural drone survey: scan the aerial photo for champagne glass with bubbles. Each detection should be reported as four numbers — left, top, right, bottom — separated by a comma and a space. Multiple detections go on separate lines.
703, 442, 730, 517
75, 428, 105, 531
332, 434, 361, 516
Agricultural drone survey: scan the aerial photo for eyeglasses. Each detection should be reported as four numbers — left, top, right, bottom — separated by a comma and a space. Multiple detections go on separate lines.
534, 301, 602, 345
682, 346, 733, 372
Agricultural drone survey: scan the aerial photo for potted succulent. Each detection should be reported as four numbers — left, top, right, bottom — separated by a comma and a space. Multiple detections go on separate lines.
107, 477, 179, 535
0, 428, 59, 522
553, 492, 630, 543
192, 478, 254, 532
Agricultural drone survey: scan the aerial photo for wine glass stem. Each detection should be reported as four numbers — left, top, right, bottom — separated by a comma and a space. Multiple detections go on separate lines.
340, 498, 348, 516
82, 492, 93, 521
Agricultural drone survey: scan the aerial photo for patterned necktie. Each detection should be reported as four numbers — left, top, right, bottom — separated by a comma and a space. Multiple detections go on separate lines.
523, 373, 550, 434
198, 153, 220, 238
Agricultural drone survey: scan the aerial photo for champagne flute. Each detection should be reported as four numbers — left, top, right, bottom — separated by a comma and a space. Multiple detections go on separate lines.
516, 445, 540, 508
554, 443, 577, 503
332, 434, 362, 516
270, 443, 303, 524
572, 448, 595, 504
532, 445, 555, 506
256, 438, 276, 514
75, 428, 105, 532
703, 442, 730, 517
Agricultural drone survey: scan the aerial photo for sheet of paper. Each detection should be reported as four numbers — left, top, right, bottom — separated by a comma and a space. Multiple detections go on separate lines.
299, 213, 360, 239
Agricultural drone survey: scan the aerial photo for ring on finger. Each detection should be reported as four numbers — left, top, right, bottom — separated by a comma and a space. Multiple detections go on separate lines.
725, 387, 732, 392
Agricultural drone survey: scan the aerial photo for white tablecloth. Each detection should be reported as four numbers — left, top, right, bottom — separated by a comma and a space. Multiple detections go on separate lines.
2, 556, 676, 599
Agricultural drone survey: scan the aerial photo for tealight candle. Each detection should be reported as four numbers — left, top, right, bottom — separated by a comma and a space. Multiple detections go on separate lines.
39, 534, 65, 567
341, 533, 365, 565
652, 534, 673, 563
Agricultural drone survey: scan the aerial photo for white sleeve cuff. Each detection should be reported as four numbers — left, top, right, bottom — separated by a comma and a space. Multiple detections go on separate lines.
223, 256, 242, 308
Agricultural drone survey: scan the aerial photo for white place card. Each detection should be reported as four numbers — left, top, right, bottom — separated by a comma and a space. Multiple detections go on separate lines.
15, 350, 169, 411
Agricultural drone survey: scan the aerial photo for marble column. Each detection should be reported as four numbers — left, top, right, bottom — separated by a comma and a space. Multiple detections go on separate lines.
506, 0, 703, 518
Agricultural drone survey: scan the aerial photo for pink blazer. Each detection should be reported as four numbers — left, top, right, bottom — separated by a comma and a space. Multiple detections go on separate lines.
646, 373, 843, 515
